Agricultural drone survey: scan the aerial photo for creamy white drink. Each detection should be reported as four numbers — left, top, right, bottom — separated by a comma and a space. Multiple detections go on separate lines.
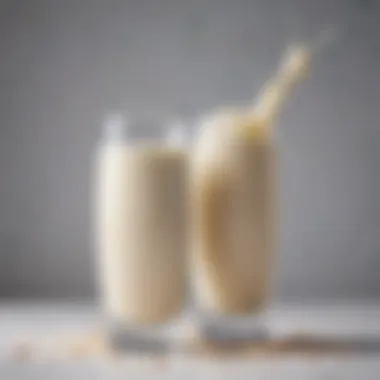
191, 46, 311, 315
96, 118, 188, 324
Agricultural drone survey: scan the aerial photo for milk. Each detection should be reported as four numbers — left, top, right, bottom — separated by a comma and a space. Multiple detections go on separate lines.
191, 46, 311, 315
95, 133, 188, 324
191, 111, 274, 314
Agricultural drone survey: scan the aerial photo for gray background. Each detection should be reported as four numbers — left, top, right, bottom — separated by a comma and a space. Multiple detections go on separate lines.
0, 0, 379, 300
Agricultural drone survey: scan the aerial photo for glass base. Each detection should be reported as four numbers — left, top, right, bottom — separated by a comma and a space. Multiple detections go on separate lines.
106, 317, 186, 354
105, 311, 270, 353
194, 311, 269, 345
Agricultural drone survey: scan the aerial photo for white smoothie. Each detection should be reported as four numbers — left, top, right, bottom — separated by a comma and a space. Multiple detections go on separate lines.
191, 112, 275, 314
191, 46, 311, 315
95, 144, 187, 324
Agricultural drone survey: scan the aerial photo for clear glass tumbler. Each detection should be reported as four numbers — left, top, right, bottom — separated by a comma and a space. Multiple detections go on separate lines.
94, 113, 189, 352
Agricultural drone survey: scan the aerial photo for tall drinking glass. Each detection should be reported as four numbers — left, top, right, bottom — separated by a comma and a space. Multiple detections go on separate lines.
95, 113, 189, 352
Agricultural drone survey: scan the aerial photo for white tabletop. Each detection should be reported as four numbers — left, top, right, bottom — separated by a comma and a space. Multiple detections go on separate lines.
1, 301, 380, 379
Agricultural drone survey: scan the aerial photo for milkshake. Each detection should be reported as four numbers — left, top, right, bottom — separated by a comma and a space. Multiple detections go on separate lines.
191, 46, 311, 340
95, 115, 188, 349
191, 111, 275, 315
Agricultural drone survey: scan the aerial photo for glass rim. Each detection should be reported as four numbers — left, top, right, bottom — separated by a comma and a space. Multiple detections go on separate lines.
101, 111, 191, 146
